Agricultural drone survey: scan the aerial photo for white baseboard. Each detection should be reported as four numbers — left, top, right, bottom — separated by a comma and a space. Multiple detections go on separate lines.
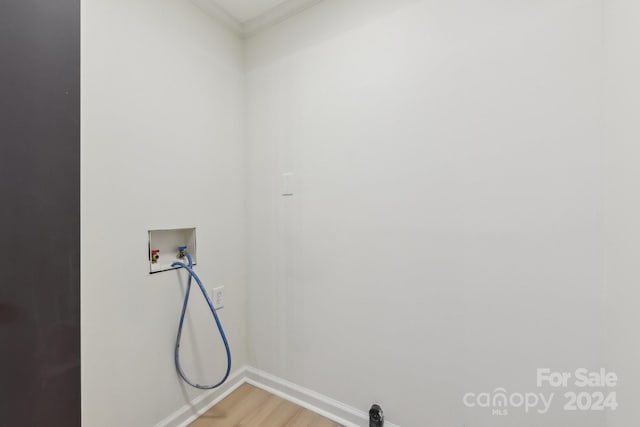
153, 367, 248, 427
156, 366, 399, 427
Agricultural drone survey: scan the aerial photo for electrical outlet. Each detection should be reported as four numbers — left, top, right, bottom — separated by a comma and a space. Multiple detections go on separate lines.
212, 286, 224, 310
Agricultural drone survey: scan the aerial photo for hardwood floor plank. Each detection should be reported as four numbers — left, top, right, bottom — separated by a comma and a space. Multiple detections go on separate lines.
261, 400, 303, 425
190, 385, 270, 427
284, 405, 338, 427
189, 384, 342, 427
238, 394, 283, 425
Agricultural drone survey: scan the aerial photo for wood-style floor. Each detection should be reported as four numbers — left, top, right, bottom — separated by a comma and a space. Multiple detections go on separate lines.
189, 383, 343, 427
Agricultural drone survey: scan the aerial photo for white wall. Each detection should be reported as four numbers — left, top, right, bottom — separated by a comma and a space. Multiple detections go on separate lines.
79, 1, 640, 426
81, 1, 247, 425
245, 1, 606, 425
604, 1, 640, 426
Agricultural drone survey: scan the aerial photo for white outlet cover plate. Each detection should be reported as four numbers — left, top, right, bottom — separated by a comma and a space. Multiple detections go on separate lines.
212, 286, 224, 309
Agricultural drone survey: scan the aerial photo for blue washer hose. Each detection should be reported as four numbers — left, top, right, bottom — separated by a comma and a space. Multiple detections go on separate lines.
172, 252, 231, 389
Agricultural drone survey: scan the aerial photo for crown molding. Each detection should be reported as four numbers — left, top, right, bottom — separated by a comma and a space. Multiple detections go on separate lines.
191, 0, 244, 35
192, 0, 324, 38
242, 0, 324, 38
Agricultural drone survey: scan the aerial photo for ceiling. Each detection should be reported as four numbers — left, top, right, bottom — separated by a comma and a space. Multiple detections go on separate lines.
213, 0, 290, 23
192, 0, 323, 37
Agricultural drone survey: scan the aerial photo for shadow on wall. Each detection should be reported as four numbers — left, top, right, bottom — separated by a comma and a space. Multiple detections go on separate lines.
245, 0, 423, 70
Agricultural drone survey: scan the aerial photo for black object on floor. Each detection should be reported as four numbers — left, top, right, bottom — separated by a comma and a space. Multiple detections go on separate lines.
369, 404, 384, 427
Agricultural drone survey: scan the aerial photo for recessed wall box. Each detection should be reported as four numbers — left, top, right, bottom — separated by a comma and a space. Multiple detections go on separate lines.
148, 228, 197, 274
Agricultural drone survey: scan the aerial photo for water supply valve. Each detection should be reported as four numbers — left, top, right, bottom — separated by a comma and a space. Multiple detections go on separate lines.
178, 246, 188, 259
151, 249, 160, 264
